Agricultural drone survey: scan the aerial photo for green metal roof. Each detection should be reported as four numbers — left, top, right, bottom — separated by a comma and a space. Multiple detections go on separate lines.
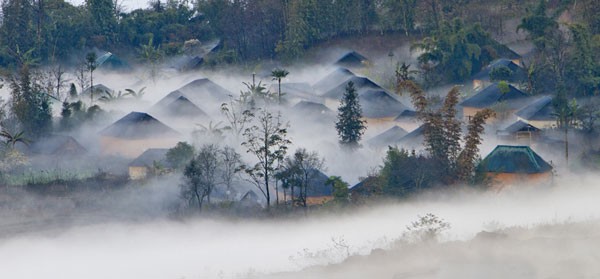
480, 145, 552, 174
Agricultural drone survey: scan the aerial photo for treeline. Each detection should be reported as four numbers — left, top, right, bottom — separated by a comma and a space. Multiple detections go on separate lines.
2, 0, 598, 68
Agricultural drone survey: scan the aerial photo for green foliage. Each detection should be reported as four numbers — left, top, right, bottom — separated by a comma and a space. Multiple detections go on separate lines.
489, 66, 513, 81
517, 0, 557, 40
10, 65, 52, 139
413, 19, 498, 83
380, 147, 441, 196
271, 68, 289, 104
335, 81, 366, 149
167, 141, 195, 170
327, 176, 349, 204
277, 148, 324, 207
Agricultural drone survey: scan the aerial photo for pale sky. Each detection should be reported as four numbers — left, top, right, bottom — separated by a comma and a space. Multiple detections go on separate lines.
67, 0, 150, 11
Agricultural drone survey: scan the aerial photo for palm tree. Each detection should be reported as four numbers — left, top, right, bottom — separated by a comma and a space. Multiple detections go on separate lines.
0, 129, 29, 148
123, 87, 147, 99
271, 68, 289, 104
98, 90, 126, 103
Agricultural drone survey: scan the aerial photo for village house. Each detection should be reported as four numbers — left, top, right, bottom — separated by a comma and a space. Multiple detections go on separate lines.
128, 148, 172, 180
460, 82, 531, 121
497, 120, 542, 143
479, 145, 553, 189
470, 58, 526, 89
99, 111, 181, 158
367, 125, 409, 148
514, 96, 556, 129
334, 50, 370, 69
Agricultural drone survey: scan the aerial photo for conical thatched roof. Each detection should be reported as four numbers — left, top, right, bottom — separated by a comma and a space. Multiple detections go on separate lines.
100, 112, 180, 140
460, 82, 530, 109
334, 51, 369, 68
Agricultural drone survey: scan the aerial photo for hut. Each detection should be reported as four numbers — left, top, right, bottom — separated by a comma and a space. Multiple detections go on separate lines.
292, 101, 336, 119
349, 176, 382, 203
28, 135, 87, 156
313, 68, 356, 94
460, 82, 530, 121
321, 76, 384, 108
128, 148, 171, 180
471, 58, 526, 89
397, 125, 425, 150
515, 96, 556, 129
95, 52, 131, 71
367, 126, 409, 148
359, 89, 410, 125
497, 120, 541, 143
80, 84, 113, 102
151, 95, 210, 120
267, 82, 319, 104
99, 112, 180, 158
334, 51, 369, 68
394, 109, 421, 131
479, 145, 553, 189
282, 169, 334, 206
154, 78, 232, 109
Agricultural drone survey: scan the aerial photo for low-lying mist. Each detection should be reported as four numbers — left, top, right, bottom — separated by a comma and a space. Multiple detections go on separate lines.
1, 173, 599, 279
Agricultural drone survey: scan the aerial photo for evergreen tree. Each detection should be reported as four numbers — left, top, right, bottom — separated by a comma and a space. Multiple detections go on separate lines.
335, 81, 366, 149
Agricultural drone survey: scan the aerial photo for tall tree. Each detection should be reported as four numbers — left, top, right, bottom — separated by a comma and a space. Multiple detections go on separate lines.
242, 108, 291, 209
271, 68, 289, 104
335, 81, 366, 149
9, 65, 52, 139
85, 52, 97, 103
86, 0, 117, 44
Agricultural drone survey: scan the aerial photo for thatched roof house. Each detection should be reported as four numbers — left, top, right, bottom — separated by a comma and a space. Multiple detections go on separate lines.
515, 96, 555, 129
359, 89, 410, 123
128, 148, 171, 180
313, 68, 356, 94
155, 78, 233, 109
99, 112, 180, 158
480, 145, 553, 189
28, 135, 87, 156
471, 58, 526, 89
367, 126, 409, 148
334, 51, 369, 68
460, 82, 530, 120
292, 101, 336, 119
151, 95, 210, 120
497, 120, 541, 142
95, 52, 131, 71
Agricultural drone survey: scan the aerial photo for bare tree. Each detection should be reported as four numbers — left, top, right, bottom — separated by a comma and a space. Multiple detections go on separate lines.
75, 63, 89, 97
221, 96, 254, 144
220, 146, 243, 199
51, 64, 68, 100
242, 109, 291, 209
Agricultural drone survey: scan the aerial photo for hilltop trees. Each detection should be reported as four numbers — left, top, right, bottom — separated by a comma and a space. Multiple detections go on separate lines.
335, 81, 366, 149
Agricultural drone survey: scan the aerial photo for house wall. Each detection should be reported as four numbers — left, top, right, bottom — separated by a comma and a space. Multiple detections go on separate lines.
101, 136, 179, 158
364, 117, 396, 128
306, 196, 334, 205
522, 119, 556, 130
129, 166, 148, 180
487, 171, 553, 190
